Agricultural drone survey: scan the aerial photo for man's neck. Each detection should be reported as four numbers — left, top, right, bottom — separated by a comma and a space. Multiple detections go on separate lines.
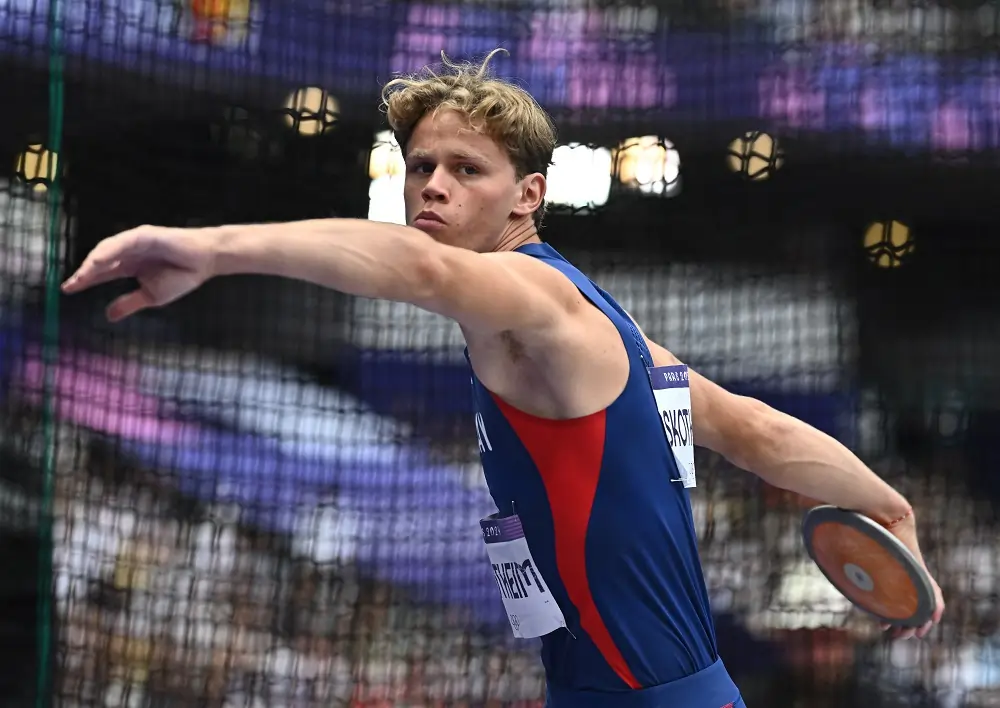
494, 219, 540, 252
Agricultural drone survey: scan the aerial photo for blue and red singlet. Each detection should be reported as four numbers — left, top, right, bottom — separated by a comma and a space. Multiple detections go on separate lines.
469, 243, 744, 708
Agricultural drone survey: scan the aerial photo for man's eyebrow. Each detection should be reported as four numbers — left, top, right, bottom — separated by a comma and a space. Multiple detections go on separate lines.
406, 148, 490, 163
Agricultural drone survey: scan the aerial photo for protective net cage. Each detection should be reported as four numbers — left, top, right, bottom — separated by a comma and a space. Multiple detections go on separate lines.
2, 0, 1000, 706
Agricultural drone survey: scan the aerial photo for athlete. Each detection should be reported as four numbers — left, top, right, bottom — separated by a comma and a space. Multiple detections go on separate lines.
63, 50, 944, 707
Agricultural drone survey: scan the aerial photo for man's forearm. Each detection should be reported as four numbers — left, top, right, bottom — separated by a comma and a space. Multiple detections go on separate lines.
209, 219, 441, 303
742, 404, 911, 525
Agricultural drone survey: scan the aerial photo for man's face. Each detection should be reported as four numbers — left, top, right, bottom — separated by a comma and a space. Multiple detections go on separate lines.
403, 109, 540, 251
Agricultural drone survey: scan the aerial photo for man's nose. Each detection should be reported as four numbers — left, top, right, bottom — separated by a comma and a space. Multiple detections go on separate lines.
421, 166, 450, 202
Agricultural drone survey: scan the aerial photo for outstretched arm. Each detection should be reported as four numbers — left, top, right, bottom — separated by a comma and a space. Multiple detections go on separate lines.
63, 220, 582, 334
641, 333, 944, 637
213, 220, 584, 333
640, 335, 910, 523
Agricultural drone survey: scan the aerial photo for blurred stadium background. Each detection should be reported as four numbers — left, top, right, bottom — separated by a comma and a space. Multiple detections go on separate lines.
2, 0, 1000, 705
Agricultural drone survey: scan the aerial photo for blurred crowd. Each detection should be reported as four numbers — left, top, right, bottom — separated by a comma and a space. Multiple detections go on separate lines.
0, 390, 994, 707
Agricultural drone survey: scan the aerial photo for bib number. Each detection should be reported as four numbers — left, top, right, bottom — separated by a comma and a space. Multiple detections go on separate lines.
647, 364, 696, 488
480, 514, 566, 638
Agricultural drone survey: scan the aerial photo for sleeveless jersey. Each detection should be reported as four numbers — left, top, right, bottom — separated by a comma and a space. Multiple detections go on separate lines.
468, 243, 727, 702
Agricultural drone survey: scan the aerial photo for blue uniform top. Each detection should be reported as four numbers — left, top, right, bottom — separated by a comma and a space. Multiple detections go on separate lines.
469, 244, 739, 707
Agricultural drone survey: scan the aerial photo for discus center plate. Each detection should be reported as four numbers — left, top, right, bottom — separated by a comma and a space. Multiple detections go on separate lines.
842, 562, 875, 592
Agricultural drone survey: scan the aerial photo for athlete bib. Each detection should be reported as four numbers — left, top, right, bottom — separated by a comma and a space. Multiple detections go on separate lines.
647, 364, 696, 488
480, 513, 567, 638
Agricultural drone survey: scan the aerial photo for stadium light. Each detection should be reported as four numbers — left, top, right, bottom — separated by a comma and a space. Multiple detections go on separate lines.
14, 143, 59, 193
367, 130, 406, 225
547, 143, 612, 209
283, 87, 339, 136
863, 220, 914, 268
612, 136, 681, 197
726, 131, 784, 180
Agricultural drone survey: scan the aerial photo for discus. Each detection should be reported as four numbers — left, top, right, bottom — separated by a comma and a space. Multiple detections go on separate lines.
802, 505, 936, 627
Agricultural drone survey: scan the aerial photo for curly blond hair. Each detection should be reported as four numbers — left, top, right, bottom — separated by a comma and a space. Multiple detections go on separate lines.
381, 49, 557, 228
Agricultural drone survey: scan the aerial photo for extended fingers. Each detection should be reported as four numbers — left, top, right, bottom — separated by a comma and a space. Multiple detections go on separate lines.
62, 232, 143, 293
63, 257, 128, 292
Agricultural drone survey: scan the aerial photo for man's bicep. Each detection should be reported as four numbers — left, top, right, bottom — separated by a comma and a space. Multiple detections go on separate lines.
411, 247, 582, 334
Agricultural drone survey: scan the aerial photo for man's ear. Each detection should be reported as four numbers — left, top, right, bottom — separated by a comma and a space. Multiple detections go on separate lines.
512, 173, 546, 218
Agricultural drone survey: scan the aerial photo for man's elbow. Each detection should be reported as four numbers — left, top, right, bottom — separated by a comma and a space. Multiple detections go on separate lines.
406, 243, 454, 308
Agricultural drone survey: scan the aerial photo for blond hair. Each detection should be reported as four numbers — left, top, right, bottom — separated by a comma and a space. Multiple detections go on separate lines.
381, 49, 557, 228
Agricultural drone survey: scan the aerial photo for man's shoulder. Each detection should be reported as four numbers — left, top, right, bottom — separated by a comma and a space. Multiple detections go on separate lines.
482, 248, 587, 302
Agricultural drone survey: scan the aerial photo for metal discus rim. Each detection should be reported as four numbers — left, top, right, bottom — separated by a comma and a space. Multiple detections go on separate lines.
802, 505, 936, 628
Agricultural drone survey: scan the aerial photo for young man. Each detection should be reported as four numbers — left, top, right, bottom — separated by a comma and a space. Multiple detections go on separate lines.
63, 50, 943, 707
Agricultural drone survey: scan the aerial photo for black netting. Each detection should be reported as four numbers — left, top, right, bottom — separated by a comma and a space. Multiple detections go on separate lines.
2, 0, 1000, 706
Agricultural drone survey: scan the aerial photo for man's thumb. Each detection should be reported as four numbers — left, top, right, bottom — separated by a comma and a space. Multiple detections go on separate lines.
106, 289, 154, 322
